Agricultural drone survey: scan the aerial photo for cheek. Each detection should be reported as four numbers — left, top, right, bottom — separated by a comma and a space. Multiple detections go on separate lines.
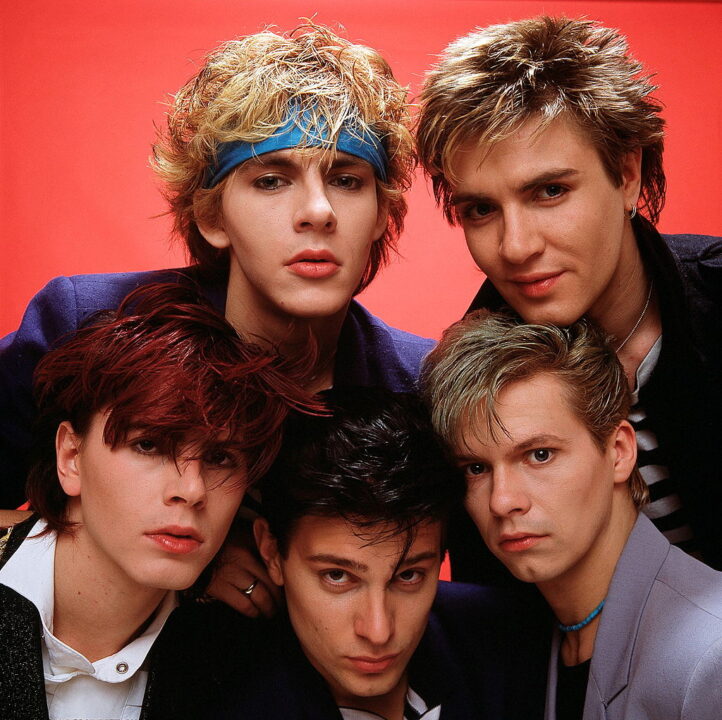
464, 485, 492, 536
205, 489, 245, 544
464, 231, 494, 270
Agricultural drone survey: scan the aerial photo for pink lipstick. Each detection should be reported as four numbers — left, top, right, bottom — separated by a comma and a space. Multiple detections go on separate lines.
146, 526, 203, 555
286, 249, 340, 279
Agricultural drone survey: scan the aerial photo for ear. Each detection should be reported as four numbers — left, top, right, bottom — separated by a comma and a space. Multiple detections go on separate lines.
56, 421, 82, 497
611, 420, 638, 485
620, 147, 643, 212
372, 197, 390, 243
254, 517, 284, 587
196, 219, 231, 250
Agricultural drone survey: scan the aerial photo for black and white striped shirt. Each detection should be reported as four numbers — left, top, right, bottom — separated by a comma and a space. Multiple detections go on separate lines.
631, 337, 698, 556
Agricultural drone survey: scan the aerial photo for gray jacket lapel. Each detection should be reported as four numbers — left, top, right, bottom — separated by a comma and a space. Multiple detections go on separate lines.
585, 515, 669, 717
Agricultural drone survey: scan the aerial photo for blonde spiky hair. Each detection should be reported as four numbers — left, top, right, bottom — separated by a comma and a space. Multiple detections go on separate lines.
153, 22, 414, 286
416, 16, 665, 226
421, 310, 649, 509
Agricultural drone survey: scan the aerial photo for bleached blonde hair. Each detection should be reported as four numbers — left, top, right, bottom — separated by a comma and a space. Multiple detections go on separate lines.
416, 16, 665, 225
421, 310, 649, 508
153, 23, 414, 285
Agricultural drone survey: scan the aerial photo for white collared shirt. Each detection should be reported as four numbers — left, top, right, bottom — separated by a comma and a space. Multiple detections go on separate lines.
339, 687, 441, 720
0, 519, 178, 720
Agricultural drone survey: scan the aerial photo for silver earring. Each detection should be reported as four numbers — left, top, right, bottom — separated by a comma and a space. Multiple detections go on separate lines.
629, 206, 637, 220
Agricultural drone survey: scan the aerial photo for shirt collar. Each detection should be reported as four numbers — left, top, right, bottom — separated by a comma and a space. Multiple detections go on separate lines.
0, 518, 178, 684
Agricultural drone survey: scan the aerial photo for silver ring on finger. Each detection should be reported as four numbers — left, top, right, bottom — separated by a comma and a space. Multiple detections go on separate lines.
241, 579, 258, 597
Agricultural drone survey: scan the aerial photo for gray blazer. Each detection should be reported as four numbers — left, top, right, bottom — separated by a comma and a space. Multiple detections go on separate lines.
545, 514, 722, 720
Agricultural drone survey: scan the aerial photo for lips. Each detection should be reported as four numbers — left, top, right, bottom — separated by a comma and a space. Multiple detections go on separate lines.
146, 526, 203, 555
509, 271, 564, 299
286, 249, 341, 279
498, 532, 546, 553
347, 654, 399, 674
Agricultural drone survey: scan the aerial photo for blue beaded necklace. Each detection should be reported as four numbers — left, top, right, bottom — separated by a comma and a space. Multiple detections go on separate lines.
557, 599, 606, 633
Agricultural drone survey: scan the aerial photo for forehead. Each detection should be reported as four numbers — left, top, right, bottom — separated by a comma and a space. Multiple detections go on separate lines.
455, 374, 592, 454
449, 114, 601, 188
288, 515, 442, 567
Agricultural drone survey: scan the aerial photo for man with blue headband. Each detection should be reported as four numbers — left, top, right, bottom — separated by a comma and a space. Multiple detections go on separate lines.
0, 24, 430, 612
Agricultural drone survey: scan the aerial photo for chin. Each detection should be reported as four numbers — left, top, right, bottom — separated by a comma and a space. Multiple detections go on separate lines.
516, 305, 584, 328
347, 674, 400, 700
130, 564, 202, 592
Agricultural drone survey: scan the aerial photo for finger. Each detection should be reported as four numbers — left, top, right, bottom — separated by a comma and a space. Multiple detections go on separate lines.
231, 577, 277, 619
208, 575, 261, 618
0, 509, 33, 526
214, 545, 284, 607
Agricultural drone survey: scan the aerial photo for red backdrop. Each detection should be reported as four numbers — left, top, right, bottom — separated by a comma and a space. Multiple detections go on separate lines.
1, 0, 721, 339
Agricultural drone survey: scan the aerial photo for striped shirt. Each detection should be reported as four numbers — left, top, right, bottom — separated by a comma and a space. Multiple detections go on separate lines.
631, 337, 698, 556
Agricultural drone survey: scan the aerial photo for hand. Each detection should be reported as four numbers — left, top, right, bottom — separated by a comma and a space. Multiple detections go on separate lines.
0, 509, 33, 527
207, 522, 282, 618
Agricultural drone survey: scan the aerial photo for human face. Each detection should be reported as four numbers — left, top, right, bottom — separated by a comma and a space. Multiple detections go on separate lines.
262, 516, 441, 711
58, 413, 245, 592
454, 374, 635, 591
200, 148, 387, 330
449, 115, 642, 327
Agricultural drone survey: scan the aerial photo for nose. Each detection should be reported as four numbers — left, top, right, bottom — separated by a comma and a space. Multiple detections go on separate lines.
498, 208, 545, 265
354, 589, 394, 646
488, 467, 531, 518
293, 176, 337, 233
164, 458, 207, 509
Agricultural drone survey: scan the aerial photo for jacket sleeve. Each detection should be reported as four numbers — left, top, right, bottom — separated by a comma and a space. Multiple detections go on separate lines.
0, 276, 82, 506
682, 636, 722, 720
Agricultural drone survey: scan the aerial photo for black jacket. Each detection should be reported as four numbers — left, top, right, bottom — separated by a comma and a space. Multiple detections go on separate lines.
0, 516, 258, 720
453, 219, 722, 584
0, 517, 548, 720
206, 582, 549, 720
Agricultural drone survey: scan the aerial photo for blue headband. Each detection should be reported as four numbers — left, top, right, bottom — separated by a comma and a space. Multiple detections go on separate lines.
204, 109, 388, 188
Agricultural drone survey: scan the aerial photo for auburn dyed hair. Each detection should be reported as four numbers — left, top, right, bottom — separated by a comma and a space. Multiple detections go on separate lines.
26, 282, 322, 533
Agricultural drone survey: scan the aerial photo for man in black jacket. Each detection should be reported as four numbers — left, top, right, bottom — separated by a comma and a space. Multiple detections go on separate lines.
204, 389, 548, 720
416, 16, 722, 580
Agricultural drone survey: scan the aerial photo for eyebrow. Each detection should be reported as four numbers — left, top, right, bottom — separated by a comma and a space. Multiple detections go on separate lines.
308, 554, 369, 573
399, 550, 440, 566
450, 167, 580, 206
307, 549, 439, 573
239, 151, 370, 172
518, 168, 579, 193
514, 434, 566, 451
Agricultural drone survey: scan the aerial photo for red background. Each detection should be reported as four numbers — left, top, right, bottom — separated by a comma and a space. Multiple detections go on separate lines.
1, 0, 721, 339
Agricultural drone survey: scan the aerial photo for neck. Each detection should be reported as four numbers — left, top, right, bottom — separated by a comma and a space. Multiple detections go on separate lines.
53, 524, 167, 662
223, 272, 347, 393
335, 673, 408, 720
537, 494, 638, 666
586, 224, 661, 386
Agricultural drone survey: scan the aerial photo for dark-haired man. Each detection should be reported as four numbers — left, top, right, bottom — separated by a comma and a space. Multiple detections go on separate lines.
423, 311, 722, 719
0, 284, 317, 719
417, 16, 722, 579
211, 388, 548, 720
